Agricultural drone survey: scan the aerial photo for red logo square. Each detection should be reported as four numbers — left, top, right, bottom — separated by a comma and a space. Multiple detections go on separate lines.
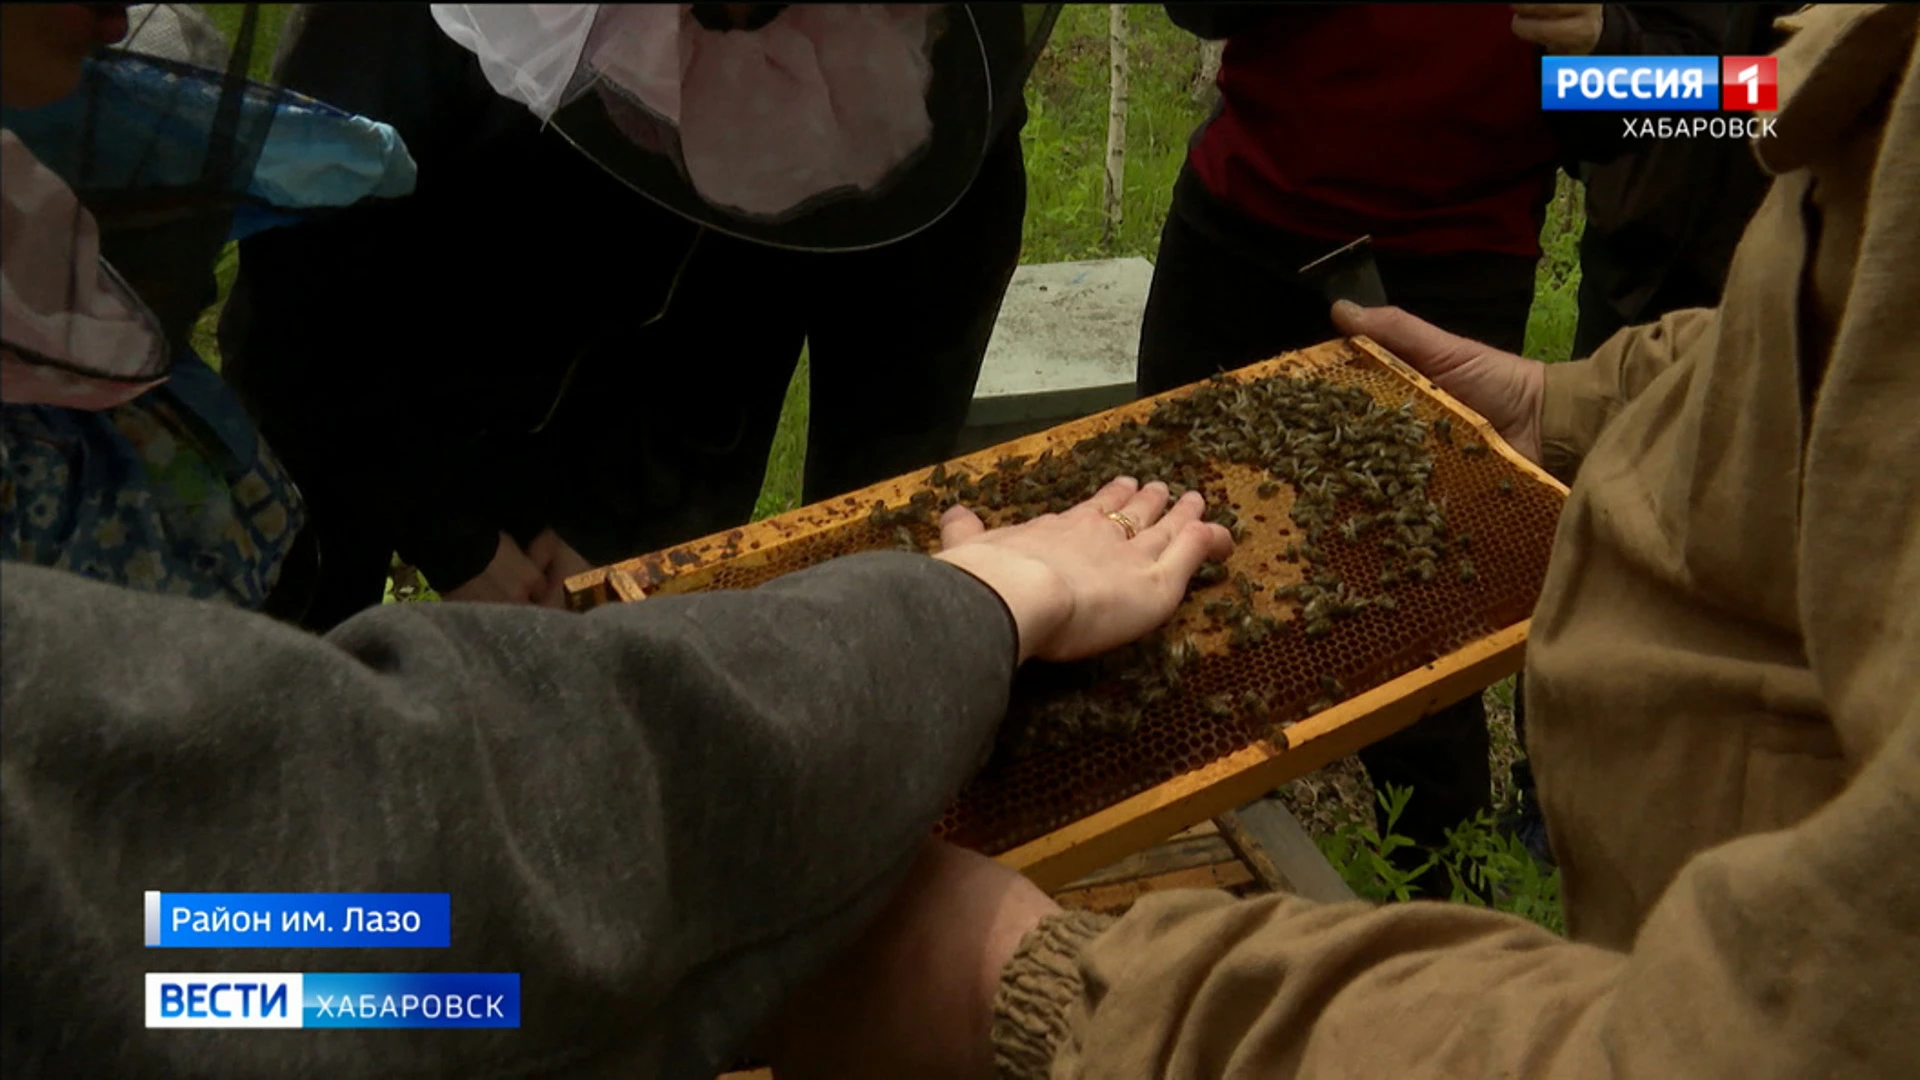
1721, 56, 1778, 111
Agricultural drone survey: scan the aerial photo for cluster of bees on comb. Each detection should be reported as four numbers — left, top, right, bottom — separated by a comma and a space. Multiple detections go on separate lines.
867, 370, 1501, 760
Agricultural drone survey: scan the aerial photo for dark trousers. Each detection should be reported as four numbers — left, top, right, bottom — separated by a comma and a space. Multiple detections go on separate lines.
1139, 174, 1539, 872
271, 124, 1024, 630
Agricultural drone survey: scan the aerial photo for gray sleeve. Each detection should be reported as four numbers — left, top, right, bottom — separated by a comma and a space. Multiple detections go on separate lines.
0, 552, 1016, 1079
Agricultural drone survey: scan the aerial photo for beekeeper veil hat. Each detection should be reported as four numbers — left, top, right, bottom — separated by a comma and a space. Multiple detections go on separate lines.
431, 3, 1060, 251
1, 4, 415, 408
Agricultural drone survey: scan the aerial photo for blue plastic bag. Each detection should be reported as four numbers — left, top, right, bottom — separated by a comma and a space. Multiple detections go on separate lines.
1, 52, 416, 240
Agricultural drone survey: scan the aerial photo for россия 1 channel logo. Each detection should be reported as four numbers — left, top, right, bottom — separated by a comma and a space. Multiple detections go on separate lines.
1541, 56, 1778, 112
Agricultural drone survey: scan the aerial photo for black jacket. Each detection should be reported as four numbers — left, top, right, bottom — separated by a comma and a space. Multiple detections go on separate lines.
219, 3, 1034, 593
1574, 4, 1795, 350
220, 3, 690, 589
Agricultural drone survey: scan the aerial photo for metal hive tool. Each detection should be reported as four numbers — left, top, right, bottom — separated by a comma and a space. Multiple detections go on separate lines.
569, 338, 1567, 865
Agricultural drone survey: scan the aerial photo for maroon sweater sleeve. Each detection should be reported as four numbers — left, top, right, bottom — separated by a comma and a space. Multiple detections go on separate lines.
1188, 4, 1560, 258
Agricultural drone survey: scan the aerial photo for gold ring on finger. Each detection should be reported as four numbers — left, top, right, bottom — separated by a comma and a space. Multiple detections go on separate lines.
1105, 510, 1138, 540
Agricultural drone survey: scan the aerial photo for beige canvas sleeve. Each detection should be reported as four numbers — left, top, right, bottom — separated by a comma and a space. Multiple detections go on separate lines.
992, 702, 1919, 1080
1536, 306, 1717, 482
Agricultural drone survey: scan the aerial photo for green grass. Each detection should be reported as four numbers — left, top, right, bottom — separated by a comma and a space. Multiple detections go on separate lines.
197, 4, 290, 82
1525, 173, 1587, 365
1019, 6, 1212, 262
752, 349, 810, 521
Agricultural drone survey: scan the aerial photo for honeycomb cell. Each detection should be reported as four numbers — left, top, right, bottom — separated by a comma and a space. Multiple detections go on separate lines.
631, 344, 1561, 856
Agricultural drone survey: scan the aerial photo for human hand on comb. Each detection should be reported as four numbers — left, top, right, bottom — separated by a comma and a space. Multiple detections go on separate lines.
1333, 300, 1547, 465
932, 477, 1235, 664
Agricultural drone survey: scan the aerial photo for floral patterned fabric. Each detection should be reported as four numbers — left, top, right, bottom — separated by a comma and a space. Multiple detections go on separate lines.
1, 350, 304, 608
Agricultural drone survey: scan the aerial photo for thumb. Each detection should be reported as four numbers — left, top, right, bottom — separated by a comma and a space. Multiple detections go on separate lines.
938, 503, 987, 549
1331, 300, 1482, 378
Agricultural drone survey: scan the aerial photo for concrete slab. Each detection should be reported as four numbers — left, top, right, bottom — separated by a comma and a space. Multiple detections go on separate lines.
964, 257, 1153, 430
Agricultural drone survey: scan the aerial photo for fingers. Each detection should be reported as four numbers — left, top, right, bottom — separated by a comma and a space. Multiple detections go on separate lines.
491, 534, 548, 604
939, 503, 987, 548
514, 566, 548, 605
1134, 489, 1205, 557
1115, 480, 1173, 534
1157, 519, 1235, 589
1330, 300, 1486, 377
525, 529, 557, 565
1084, 475, 1141, 517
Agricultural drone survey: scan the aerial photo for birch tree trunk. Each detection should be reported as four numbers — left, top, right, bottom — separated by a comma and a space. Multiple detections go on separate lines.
1102, 4, 1129, 251
1192, 38, 1224, 105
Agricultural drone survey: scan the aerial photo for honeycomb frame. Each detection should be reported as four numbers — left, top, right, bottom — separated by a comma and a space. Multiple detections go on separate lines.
568, 337, 1569, 888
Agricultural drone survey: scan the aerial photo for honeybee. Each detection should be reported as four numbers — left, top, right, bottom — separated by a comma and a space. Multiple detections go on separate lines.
1239, 689, 1272, 720
1231, 617, 1270, 649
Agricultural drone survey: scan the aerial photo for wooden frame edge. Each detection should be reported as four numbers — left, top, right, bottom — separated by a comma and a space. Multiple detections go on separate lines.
998, 620, 1531, 892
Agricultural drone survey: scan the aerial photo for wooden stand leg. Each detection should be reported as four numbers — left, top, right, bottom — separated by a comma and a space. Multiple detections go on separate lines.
1216, 797, 1357, 905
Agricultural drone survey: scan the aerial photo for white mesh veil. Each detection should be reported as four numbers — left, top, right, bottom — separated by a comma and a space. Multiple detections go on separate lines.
431, 4, 598, 121
430, 3, 1059, 251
